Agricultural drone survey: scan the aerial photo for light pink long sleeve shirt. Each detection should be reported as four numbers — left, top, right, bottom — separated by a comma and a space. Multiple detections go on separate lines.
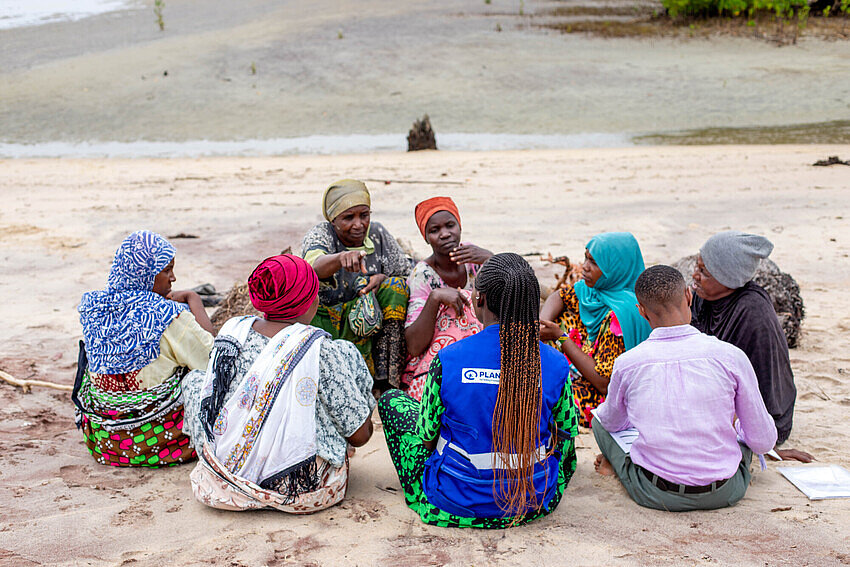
595, 324, 777, 486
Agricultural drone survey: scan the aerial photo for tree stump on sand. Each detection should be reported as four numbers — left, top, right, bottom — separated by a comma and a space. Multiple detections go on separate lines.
407, 115, 437, 151
671, 255, 805, 348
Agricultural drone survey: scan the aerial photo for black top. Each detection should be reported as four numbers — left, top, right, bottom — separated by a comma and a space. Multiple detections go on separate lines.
691, 282, 796, 444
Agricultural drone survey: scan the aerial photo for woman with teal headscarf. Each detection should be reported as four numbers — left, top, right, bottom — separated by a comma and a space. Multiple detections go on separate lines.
540, 232, 651, 427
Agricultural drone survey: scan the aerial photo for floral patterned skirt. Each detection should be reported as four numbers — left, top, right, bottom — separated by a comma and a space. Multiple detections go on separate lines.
190, 444, 348, 513
72, 368, 196, 467
311, 276, 409, 388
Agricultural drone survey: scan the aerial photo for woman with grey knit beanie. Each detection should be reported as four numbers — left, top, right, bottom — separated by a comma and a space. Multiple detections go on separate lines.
690, 231, 812, 463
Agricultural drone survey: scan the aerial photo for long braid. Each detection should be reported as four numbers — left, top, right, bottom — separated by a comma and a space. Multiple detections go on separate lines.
475, 253, 545, 516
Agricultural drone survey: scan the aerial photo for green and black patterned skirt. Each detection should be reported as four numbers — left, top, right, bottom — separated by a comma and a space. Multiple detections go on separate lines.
377, 389, 577, 529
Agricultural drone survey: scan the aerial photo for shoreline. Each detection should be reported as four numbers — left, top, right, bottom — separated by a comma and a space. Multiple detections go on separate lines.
3, 119, 849, 158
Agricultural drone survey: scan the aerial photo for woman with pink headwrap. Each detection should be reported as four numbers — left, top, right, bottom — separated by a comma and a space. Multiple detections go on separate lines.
181, 254, 375, 512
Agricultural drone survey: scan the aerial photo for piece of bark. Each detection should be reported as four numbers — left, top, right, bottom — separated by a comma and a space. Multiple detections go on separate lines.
407, 115, 437, 151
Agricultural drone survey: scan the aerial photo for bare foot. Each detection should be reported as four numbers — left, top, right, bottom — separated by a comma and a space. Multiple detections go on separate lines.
773, 448, 814, 463
594, 454, 616, 476
347, 444, 356, 458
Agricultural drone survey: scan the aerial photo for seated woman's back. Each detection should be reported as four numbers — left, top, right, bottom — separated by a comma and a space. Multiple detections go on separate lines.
426, 324, 569, 517
74, 230, 213, 468
182, 254, 375, 513
378, 253, 579, 528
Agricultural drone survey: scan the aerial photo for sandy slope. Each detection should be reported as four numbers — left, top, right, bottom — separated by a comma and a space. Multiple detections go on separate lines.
3, 0, 850, 144
1, 146, 849, 566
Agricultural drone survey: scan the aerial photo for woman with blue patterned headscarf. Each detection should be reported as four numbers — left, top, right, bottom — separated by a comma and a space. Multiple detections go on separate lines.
73, 231, 214, 468
540, 232, 651, 427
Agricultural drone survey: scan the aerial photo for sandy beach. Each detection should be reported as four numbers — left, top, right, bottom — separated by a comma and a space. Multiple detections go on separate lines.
3, 0, 850, 564
1, 145, 849, 566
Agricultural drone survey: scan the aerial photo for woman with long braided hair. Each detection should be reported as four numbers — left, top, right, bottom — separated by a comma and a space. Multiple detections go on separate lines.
378, 253, 578, 528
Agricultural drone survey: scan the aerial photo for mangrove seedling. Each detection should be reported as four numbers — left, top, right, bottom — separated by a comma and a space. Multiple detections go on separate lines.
154, 0, 165, 31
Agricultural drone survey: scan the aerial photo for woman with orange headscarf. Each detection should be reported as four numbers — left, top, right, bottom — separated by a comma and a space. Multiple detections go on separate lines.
401, 197, 492, 399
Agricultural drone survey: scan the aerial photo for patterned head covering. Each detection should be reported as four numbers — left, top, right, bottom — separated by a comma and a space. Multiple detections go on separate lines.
79, 231, 187, 374
248, 254, 319, 320
322, 179, 371, 221
414, 196, 461, 241
573, 232, 651, 350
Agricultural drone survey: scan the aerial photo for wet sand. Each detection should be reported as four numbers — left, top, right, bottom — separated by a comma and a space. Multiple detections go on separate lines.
1, 146, 849, 566
2, 0, 850, 146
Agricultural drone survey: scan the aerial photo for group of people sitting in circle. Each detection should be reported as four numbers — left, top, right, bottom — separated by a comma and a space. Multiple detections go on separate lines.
72, 178, 810, 525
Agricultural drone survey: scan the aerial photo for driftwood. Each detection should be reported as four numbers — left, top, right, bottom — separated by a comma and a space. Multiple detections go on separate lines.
542, 254, 582, 290
407, 115, 437, 151
0, 370, 72, 393
540, 254, 582, 299
671, 255, 805, 348
812, 155, 849, 166
192, 283, 223, 307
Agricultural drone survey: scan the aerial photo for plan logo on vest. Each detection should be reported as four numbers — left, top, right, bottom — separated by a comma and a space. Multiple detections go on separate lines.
461, 368, 501, 385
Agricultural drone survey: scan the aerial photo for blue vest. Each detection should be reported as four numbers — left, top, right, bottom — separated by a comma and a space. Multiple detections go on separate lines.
422, 324, 570, 518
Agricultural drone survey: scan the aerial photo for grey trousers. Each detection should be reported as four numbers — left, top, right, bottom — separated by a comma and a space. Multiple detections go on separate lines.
592, 417, 752, 512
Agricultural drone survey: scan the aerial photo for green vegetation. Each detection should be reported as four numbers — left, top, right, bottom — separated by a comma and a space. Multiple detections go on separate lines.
154, 0, 165, 31
662, 0, 807, 18
661, 0, 850, 39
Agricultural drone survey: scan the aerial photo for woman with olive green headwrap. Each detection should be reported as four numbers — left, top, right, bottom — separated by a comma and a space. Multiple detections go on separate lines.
301, 179, 411, 393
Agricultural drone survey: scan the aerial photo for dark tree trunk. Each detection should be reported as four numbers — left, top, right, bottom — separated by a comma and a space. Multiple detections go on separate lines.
407, 115, 437, 151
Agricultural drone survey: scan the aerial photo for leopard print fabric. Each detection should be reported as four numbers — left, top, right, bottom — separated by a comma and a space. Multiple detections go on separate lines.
554, 285, 625, 427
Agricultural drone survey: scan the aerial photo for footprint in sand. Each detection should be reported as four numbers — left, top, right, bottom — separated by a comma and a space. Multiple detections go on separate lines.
112, 503, 154, 526
382, 535, 455, 567
265, 534, 324, 566
340, 498, 387, 523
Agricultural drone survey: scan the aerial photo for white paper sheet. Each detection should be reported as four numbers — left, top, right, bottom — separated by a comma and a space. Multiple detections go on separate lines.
778, 465, 850, 500
590, 408, 639, 454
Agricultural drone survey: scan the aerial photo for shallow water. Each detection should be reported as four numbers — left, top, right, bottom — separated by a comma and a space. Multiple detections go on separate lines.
0, 0, 139, 30
2, 123, 847, 158
636, 120, 850, 146
3, 0, 849, 148
0, 132, 632, 158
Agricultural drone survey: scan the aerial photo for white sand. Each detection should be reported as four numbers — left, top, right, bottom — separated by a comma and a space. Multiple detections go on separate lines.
1, 146, 849, 566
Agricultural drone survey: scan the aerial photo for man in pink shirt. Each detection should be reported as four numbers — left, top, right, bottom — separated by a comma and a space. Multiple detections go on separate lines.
593, 265, 777, 511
